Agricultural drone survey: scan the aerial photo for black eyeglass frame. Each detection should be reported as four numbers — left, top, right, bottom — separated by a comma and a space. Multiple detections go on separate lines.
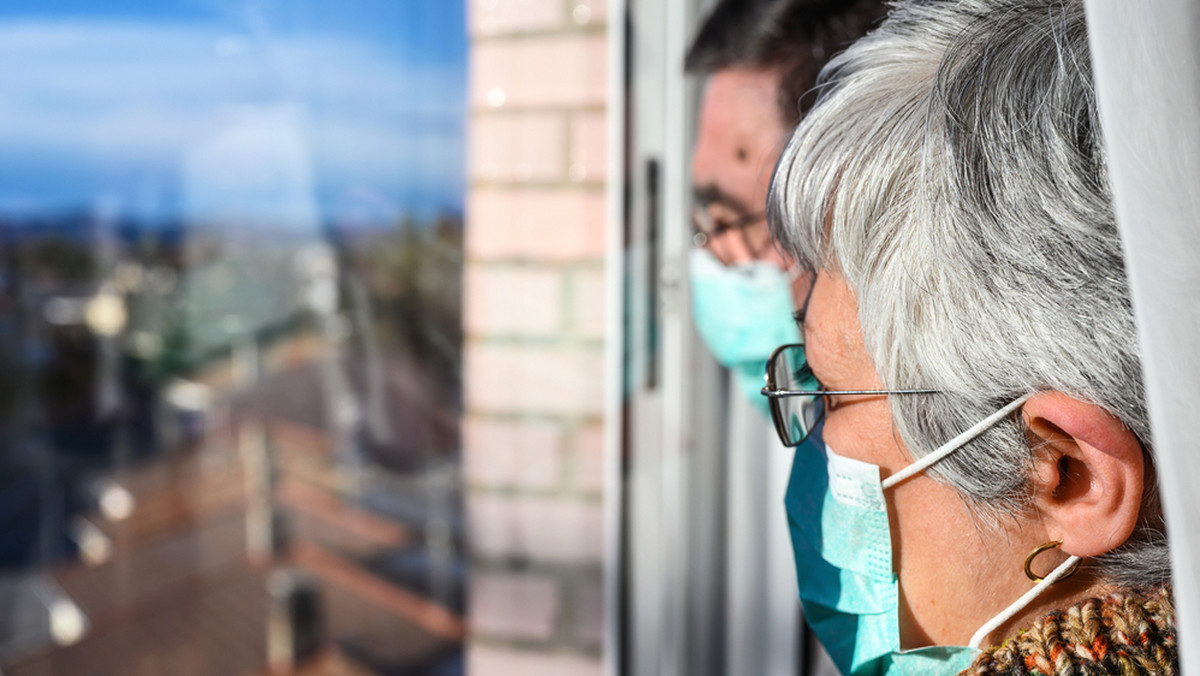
760, 342, 941, 447
690, 205, 771, 259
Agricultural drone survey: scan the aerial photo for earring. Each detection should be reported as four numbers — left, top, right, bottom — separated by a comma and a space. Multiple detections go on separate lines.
1024, 540, 1081, 583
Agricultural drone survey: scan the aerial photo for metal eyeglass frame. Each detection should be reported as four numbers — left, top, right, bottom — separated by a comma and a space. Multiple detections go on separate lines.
760, 342, 941, 447
690, 205, 770, 257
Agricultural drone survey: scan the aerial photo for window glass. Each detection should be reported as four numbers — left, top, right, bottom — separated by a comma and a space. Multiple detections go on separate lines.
0, 2, 466, 673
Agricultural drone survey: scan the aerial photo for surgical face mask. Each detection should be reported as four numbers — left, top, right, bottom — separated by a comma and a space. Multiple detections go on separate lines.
785, 396, 1081, 676
689, 247, 801, 415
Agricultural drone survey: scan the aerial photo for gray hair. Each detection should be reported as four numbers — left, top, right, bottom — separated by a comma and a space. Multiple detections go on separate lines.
769, 0, 1168, 587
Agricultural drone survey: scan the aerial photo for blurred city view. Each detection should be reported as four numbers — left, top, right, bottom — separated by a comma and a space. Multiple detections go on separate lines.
0, 1, 468, 673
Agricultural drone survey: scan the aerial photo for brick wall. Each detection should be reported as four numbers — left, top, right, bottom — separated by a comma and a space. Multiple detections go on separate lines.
463, 0, 608, 672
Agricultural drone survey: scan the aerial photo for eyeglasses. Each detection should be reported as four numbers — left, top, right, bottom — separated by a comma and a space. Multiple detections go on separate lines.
691, 204, 772, 263
760, 343, 941, 447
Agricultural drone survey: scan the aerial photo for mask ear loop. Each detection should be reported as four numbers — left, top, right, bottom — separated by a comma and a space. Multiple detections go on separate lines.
785, 262, 805, 283
967, 554, 1083, 649
882, 394, 1032, 490
874, 391, 1080, 649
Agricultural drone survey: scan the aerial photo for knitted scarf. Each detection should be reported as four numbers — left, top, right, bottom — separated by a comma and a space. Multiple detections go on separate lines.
964, 585, 1176, 676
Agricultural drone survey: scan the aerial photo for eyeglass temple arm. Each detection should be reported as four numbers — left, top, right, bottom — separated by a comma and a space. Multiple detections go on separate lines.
759, 387, 941, 397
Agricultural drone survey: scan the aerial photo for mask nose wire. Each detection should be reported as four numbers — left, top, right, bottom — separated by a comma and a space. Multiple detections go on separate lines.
880, 394, 1032, 491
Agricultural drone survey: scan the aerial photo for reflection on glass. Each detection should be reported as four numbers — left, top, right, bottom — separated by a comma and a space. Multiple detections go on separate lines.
0, 1, 466, 673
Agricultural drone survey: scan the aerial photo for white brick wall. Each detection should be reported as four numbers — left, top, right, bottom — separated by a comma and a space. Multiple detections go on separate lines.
570, 267, 607, 340
470, 571, 561, 640
463, 0, 608, 670
570, 0, 608, 27
470, 113, 567, 183
465, 344, 604, 417
571, 423, 605, 495
464, 266, 565, 337
469, 0, 566, 36
470, 36, 607, 109
463, 418, 564, 491
467, 188, 607, 262
467, 494, 605, 564
572, 578, 605, 647
569, 111, 607, 183
468, 645, 603, 676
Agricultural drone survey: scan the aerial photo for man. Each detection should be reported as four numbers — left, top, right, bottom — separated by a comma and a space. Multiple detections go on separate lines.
683, 3, 887, 674
686, 0, 887, 410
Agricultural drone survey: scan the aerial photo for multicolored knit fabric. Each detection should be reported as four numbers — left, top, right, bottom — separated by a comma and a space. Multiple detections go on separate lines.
964, 586, 1175, 676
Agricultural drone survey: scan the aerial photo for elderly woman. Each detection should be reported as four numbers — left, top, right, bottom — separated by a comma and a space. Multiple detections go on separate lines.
763, 0, 1175, 674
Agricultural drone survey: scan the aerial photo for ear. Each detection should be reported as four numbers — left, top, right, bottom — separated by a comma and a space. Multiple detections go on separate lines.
1022, 392, 1144, 558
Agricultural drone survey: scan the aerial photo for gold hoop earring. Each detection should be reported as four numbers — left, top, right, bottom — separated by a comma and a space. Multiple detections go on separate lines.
1024, 540, 1081, 583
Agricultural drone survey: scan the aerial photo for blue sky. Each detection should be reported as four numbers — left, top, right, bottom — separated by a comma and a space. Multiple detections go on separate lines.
0, 0, 466, 228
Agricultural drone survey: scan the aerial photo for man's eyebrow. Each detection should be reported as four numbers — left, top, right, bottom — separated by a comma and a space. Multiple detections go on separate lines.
693, 184, 756, 215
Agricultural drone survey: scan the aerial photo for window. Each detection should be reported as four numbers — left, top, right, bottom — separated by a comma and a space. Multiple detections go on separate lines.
0, 2, 467, 673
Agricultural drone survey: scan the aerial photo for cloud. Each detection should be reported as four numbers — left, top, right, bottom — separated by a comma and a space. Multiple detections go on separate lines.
0, 18, 465, 218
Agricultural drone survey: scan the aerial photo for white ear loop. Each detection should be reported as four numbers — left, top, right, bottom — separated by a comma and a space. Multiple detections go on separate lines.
871, 391, 1074, 650
881, 394, 1032, 490
967, 554, 1083, 649
785, 262, 805, 283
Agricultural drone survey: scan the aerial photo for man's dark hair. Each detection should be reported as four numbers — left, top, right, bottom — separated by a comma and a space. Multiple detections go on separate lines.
685, 0, 889, 127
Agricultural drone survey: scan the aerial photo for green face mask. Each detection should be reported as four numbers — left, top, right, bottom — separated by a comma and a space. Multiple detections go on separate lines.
689, 248, 801, 415
785, 396, 1082, 676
